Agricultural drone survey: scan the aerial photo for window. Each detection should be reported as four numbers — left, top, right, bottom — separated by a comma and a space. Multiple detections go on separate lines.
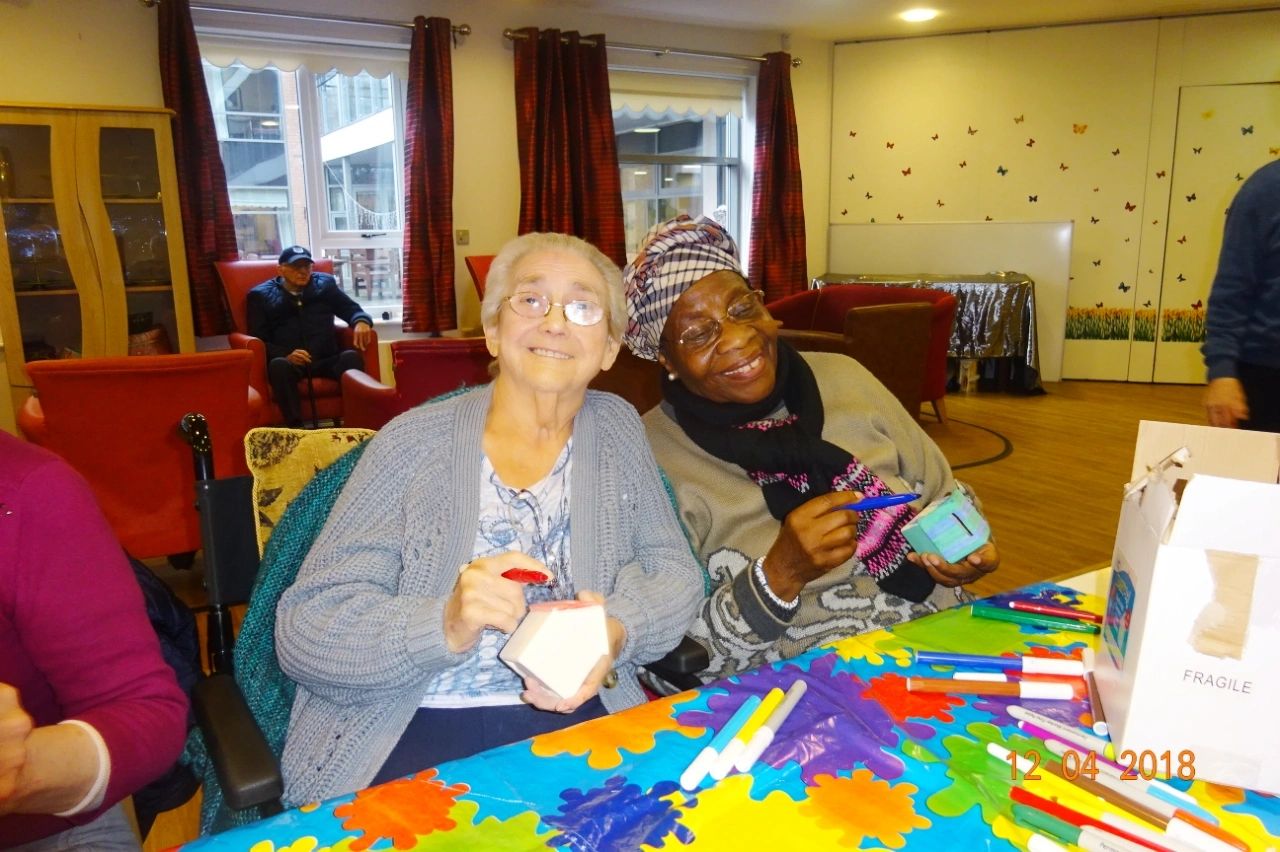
204, 62, 405, 313
611, 69, 748, 262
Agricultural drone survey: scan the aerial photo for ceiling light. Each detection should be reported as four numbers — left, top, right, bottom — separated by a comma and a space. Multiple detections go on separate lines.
900, 8, 938, 23
632, 127, 660, 134
663, 177, 674, 182
634, 170, 649, 176
261, 119, 280, 127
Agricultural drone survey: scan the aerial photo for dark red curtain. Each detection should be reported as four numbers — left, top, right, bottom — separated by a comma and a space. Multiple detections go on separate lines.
158, 0, 238, 336
513, 28, 625, 267
401, 16, 455, 334
749, 52, 807, 301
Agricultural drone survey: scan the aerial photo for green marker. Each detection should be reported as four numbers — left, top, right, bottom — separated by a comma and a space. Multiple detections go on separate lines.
1011, 804, 1135, 852
970, 604, 1100, 633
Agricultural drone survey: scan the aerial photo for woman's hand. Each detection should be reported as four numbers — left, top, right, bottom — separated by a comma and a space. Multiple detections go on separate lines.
443, 552, 545, 653
762, 491, 861, 601
907, 540, 1000, 587
0, 683, 32, 809
520, 590, 625, 714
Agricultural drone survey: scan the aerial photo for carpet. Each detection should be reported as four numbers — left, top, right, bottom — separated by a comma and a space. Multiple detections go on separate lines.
921, 416, 1013, 470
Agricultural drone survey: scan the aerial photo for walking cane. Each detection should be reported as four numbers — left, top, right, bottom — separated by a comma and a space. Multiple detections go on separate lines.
304, 363, 320, 429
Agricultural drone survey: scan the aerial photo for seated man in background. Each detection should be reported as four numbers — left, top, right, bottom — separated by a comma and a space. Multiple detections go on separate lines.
247, 245, 375, 427
0, 430, 188, 850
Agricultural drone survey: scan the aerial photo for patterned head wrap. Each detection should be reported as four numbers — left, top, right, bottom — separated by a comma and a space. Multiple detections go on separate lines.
621, 214, 743, 361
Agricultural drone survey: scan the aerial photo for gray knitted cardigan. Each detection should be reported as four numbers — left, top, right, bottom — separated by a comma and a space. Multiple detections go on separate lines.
275, 384, 703, 806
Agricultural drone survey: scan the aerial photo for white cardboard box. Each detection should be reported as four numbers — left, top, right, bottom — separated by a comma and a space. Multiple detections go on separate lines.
499, 601, 608, 700
1098, 421, 1280, 794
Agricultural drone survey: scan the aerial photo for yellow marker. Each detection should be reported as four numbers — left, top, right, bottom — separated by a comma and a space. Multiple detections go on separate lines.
709, 688, 784, 780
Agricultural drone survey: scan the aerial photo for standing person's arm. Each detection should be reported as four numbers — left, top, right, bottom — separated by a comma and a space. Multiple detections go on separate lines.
1204, 193, 1262, 427
0, 459, 187, 822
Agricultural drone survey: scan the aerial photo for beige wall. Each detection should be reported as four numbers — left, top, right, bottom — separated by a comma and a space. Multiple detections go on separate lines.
0, 0, 834, 332
828, 9, 1280, 383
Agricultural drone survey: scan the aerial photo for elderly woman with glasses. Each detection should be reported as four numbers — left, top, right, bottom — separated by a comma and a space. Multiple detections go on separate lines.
274, 232, 702, 806
623, 215, 999, 687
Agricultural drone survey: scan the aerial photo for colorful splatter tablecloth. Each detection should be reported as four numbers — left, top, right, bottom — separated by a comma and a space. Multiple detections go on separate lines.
176, 581, 1280, 851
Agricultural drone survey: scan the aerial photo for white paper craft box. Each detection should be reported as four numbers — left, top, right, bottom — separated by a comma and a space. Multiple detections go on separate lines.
499, 601, 608, 700
1097, 421, 1280, 794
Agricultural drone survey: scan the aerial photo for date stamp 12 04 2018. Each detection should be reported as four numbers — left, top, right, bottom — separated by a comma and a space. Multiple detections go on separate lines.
1007, 746, 1197, 782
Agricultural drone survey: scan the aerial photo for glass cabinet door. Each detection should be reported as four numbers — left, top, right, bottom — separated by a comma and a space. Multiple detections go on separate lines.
90, 123, 181, 355
0, 115, 101, 384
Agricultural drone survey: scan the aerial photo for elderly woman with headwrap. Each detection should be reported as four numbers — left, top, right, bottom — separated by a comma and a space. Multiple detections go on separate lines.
624, 215, 1000, 684
274, 232, 702, 806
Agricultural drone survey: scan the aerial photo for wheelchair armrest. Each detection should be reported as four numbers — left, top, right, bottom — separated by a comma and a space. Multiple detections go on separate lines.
643, 634, 710, 693
193, 673, 283, 812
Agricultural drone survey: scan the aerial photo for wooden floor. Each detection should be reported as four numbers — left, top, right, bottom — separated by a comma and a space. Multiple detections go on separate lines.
142, 378, 1206, 850
922, 379, 1204, 597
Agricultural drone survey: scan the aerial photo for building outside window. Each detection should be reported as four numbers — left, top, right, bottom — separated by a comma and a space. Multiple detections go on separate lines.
611, 68, 748, 263
203, 62, 405, 314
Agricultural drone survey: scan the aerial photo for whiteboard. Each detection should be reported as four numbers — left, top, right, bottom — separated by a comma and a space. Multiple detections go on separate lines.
826, 221, 1073, 382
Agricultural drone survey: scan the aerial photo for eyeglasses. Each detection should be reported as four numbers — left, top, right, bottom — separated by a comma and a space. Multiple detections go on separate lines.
674, 289, 766, 351
505, 291, 605, 327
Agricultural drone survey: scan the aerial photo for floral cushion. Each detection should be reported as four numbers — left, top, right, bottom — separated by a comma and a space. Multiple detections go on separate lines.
244, 427, 375, 554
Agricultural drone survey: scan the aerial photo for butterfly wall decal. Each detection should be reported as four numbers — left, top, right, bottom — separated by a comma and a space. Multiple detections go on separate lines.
1118, 282, 1131, 292
985, 215, 994, 221
896, 213, 905, 220
1177, 235, 1187, 244
849, 130, 857, 137
1192, 300, 1203, 309
1236, 173, 1244, 181
967, 125, 978, 135
931, 133, 939, 141
1156, 170, 1166, 178
959, 160, 967, 168
1112, 148, 1121, 156
1124, 201, 1136, 211
1059, 162, 1069, 171
1090, 216, 1100, 224
1014, 114, 1025, 123
996, 165, 1008, 176
847, 173, 855, 181
1177, 274, 1186, 282
1242, 125, 1254, 135
841, 208, 848, 215
1028, 195, 1038, 202
870, 217, 876, 223
1271, 147, 1280, 156
1193, 146, 1202, 154
1026, 138, 1035, 147
1186, 193, 1197, 202
865, 192, 873, 199
902, 167, 912, 176
936, 199, 946, 207
1095, 302, 1104, 308
1143, 300, 1152, 308
1152, 219, 1159, 225
1093, 187, 1100, 192
1092, 259, 1102, 266
1072, 123, 1087, 134
886, 141, 895, 149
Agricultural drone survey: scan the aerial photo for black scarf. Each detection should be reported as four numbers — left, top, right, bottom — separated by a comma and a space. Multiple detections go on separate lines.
663, 340, 934, 601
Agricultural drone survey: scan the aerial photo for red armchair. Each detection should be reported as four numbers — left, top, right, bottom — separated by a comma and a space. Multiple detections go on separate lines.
767, 285, 957, 421
214, 259, 380, 425
464, 255, 495, 299
341, 337, 493, 430
17, 350, 262, 559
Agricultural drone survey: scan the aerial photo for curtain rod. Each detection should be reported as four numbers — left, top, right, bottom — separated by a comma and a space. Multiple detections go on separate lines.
138, 1, 472, 37
503, 28, 801, 68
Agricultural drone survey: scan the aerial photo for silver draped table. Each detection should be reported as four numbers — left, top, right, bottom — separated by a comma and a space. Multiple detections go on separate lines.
813, 271, 1043, 393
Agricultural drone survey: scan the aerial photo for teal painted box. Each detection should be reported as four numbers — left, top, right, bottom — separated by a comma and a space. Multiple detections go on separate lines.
902, 489, 989, 562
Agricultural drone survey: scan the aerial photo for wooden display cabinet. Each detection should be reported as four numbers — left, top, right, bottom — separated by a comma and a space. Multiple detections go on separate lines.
0, 104, 193, 414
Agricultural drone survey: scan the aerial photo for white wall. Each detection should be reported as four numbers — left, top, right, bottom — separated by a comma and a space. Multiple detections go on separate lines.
828, 9, 1280, 383
0, 0, 834, 332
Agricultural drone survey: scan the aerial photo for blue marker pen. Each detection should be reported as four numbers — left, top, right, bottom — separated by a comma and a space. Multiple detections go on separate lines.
842, 492, 920, 511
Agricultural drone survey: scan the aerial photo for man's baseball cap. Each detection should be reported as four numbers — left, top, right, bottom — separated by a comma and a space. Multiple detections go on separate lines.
278, 245, 313, 265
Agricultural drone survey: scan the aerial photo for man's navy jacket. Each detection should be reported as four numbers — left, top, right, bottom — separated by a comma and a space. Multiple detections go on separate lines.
245, 273, 373, 361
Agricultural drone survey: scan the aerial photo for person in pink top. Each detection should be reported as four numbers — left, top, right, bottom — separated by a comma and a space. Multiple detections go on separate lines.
0, 430, 188, 850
